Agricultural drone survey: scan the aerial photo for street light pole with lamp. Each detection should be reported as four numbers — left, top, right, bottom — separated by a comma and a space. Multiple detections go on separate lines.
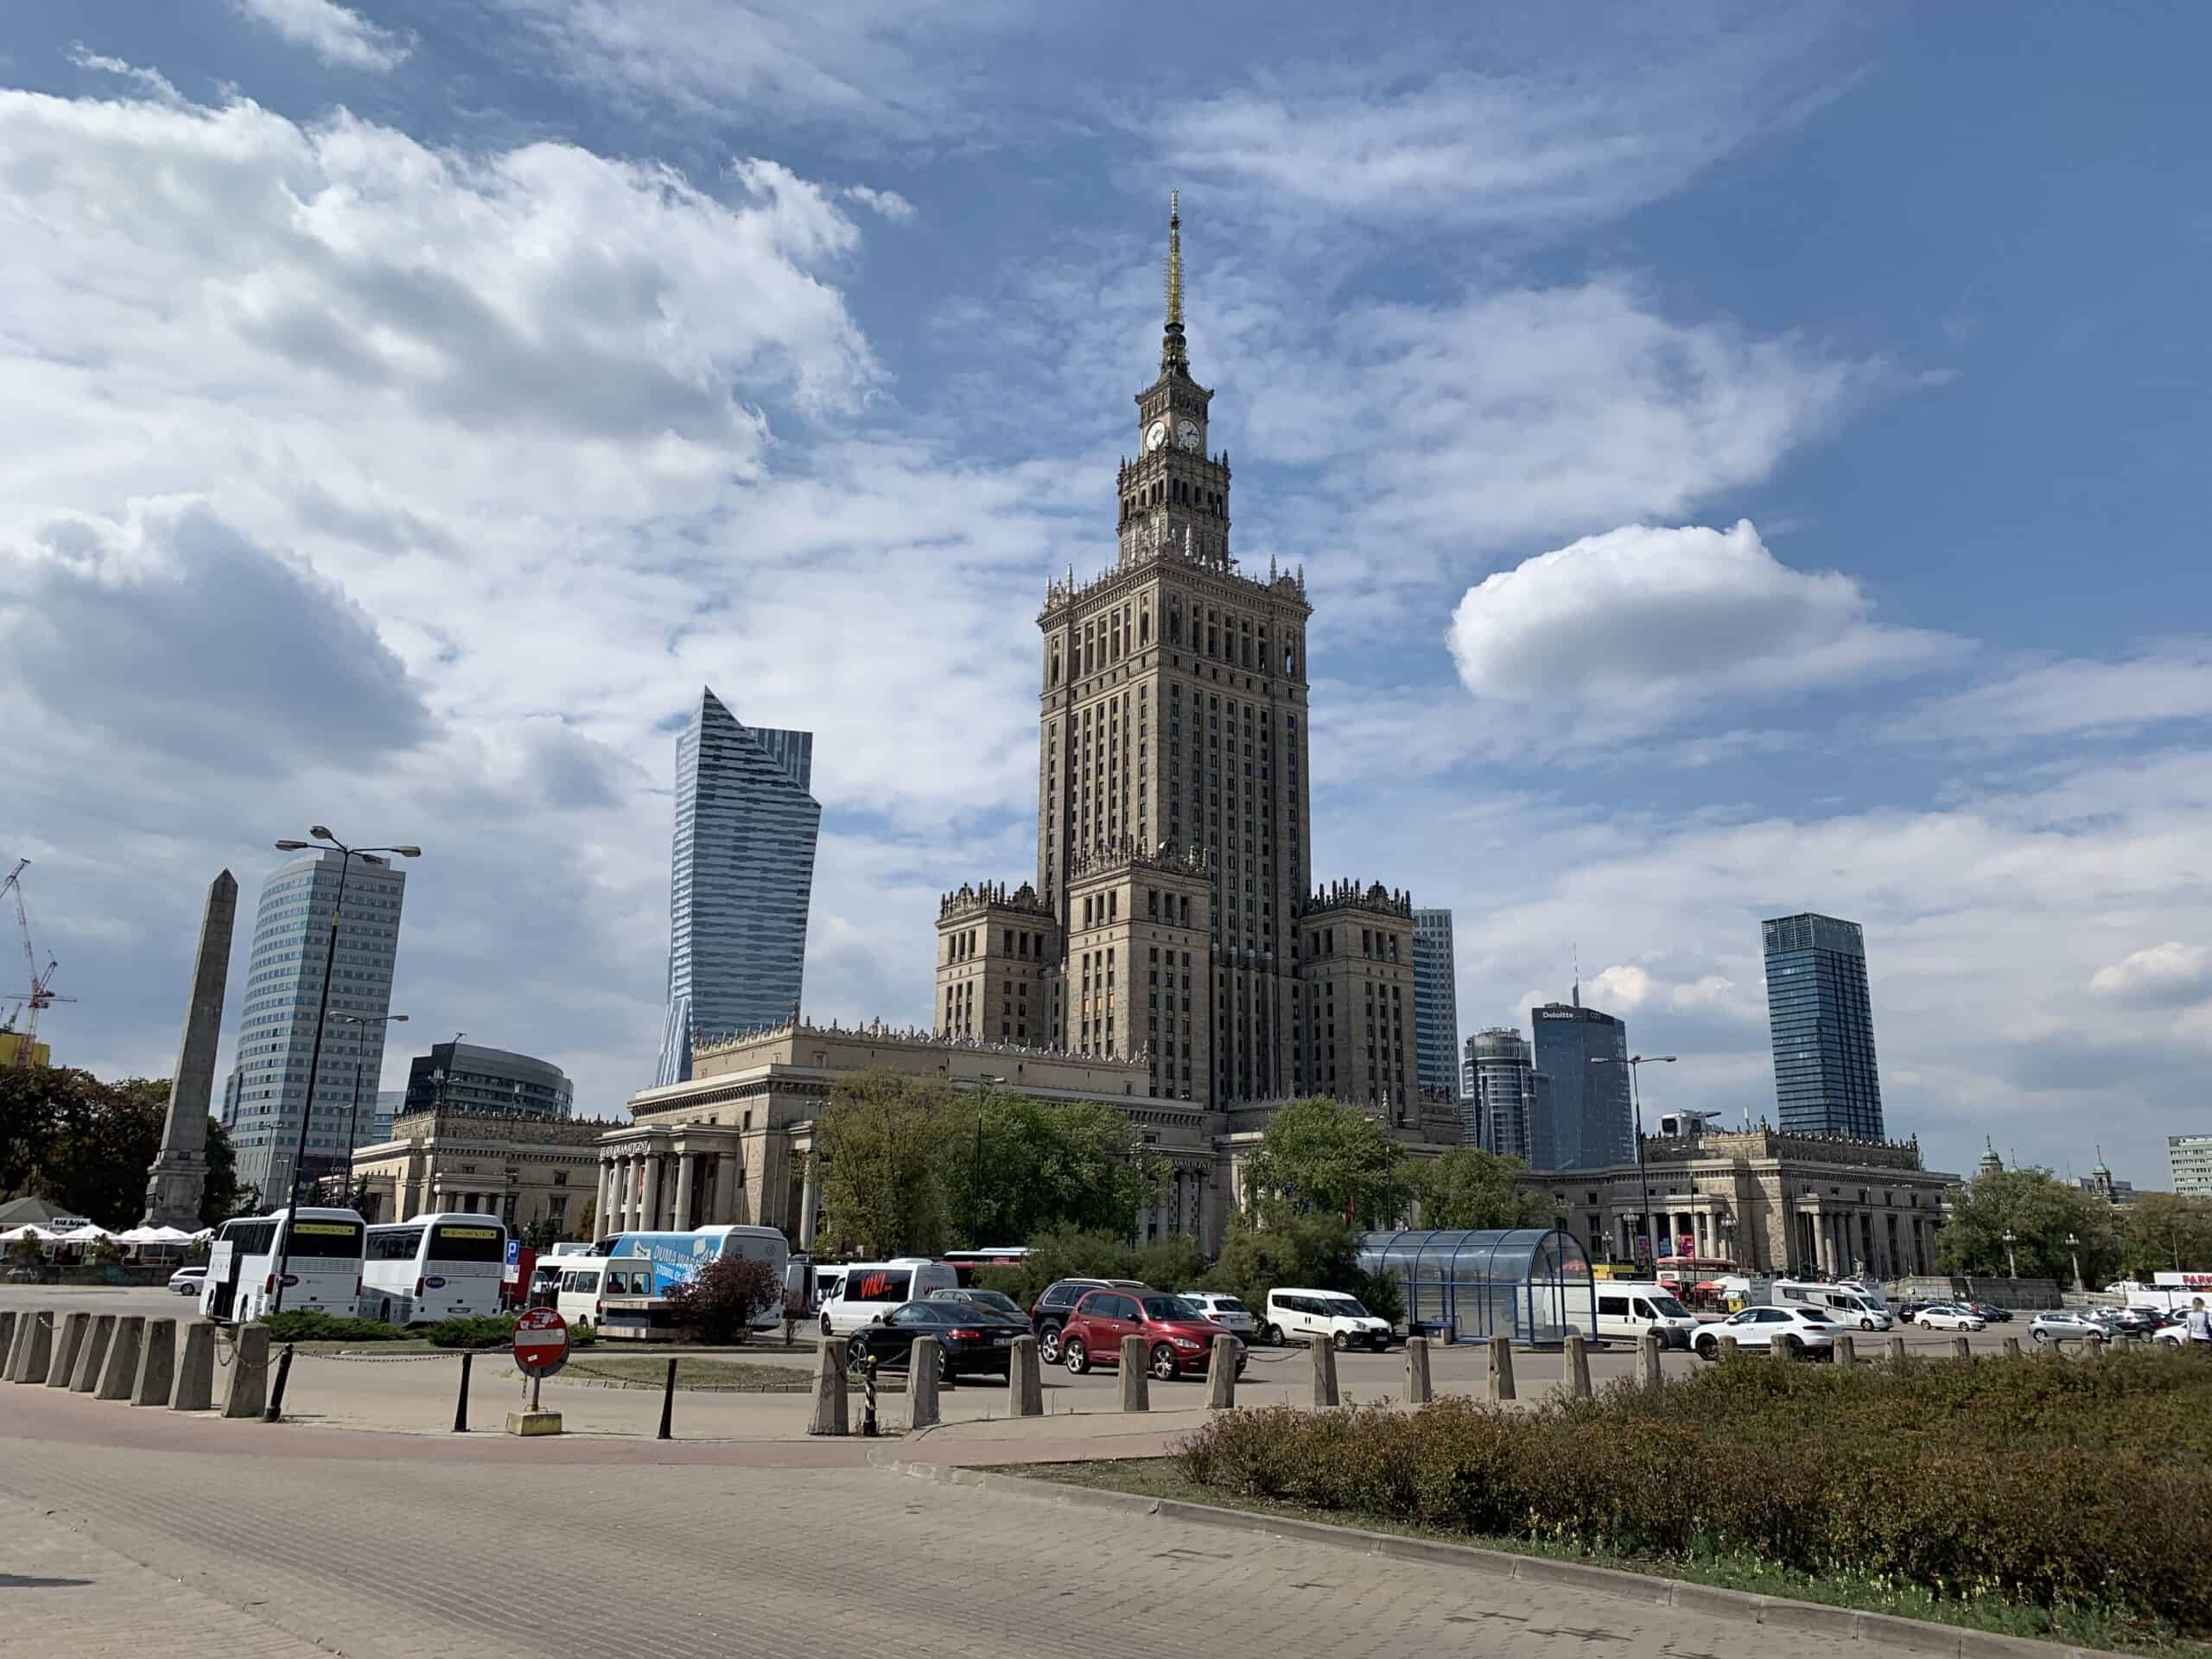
332, 1011, 408, 1209
969, 1074, 1006, 1249
266, 828, 420, 1332
1592, 1053, 1675, 1272
2066, 1231, 2082, 1293
2003, 1228, 2019, 1281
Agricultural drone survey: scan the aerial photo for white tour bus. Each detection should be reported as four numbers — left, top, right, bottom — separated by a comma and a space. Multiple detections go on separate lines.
602, 1224, 791, 1330
200, 1206, 366, 1324
359, 1213, 510, 1325
819, 1257, 958, 1336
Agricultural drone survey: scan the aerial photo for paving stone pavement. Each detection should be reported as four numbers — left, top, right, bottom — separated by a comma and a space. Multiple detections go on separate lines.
0, 1402, 1866, 1659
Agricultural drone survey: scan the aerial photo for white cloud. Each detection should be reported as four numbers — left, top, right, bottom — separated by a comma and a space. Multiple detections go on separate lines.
844, 184, 915, 220
1584, 963, 1654, 1012
234, 0, 410, 72
1907, 642, 2212, 744
1447, 520, 1960, 733
65, 44, 182, 102
2089, 942, 2212, 1004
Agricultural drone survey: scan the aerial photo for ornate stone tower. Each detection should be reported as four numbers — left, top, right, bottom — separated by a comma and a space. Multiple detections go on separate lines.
1298, 882, 1421, 1124
935, 880, 1061, 1046
1035, 197, 1316, 1109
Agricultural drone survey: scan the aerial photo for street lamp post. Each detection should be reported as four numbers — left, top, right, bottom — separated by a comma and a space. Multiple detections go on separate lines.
2003, 1228, 2019, 1281
1593, 1054, 1675, 1273
333, 1012, 408, 1211
2066, 1231, 2082, 1293
266, 828, 420, 1333
970, 1074, 1005, 1249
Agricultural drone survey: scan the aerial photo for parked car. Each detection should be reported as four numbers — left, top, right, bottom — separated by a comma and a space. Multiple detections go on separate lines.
2107, 1306, 2156, 1338
168, 1265, 207, 1296
843, 1298, 1030, 1382
1692, 1306, 1838, 1360
1915, 1303, 1986, 1332
1029, 1277, 1150, 1364
925, 1287, 1028, 1320
2029, 1309, 2110, 1344
1059, 1288, 1246, 1382
1261, 1287, 1394, 1351
1179, 1291, 1257, 1339
1964, 1301, 2012, 1323
1894, 1300, 1926, 1324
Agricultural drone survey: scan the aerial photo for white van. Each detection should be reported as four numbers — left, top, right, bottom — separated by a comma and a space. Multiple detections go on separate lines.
1770, 1279, 1892, 1330
553, 1255, 652, 1329
819, 1257, 957, 1336
1261, 1287, 1393, 1351
1594, 1282, 1700, 1350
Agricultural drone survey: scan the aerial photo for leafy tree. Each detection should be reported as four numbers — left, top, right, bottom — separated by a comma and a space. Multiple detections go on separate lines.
1408, 1147, 1557, 1230
518, 1217, 562, 1251
2116, 1192, 2212, 1279
664, 1255, 780, 1344
0, 1065, 101, 1200
810, 1069, 951, 1258
573, 1195, 597, 1243
1937, 1166, 2119, 1285
6, 1230, 43, 1268
1241, 1096, 1410, 1226
200, 1120, 244, 1226
938, 1090, 1160, 1247
1204, 1207, 1365, 1318
1132, 1233, 1209, 1294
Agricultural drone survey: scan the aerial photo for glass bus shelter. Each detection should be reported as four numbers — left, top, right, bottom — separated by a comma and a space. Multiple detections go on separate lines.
1355, 1227, 1597, 1346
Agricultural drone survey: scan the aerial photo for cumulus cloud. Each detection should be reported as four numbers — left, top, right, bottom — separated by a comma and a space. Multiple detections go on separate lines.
1447, 520, 1960, 731
2089, 942, 2212, 1004
234, 0, 410, 71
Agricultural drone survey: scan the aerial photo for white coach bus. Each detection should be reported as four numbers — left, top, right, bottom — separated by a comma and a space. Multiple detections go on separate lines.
359, 1213, 510, 1325
200, 1207, 366, 1324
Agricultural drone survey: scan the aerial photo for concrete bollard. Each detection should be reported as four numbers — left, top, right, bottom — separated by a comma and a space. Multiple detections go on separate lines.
45, 1313, 88, 1388
1404, 1335, 1433, 1406
96, 1316, 145, 1401
809, 1336, 849, 1436
172, 1320, 216, 1410
133, 1319, 177, 1407
1952, 1335, 1974, 1362
906, 1337, 943, 1430
1119, 1335, 1150, 1412
1010, 1335, 1045, 1417
1719, 1332, 1737, 1358
2082, 1332, 2103, 1362
2002, 1336, 2023, 1361
1834, 1333, 1856, 1370
222, 1324, 269, 1419
1637, 1331, 1662, 1388
1308, 1333, 1338, 1407
72, 1314, 116, 1392
1563, 1332, 1592, 1398
1886, 1335, 1908, 1364
1205, 1335, 1237, 1408
0, 1309, 16, 1373
1488, 1332, 1517, 1402
11, 1312, 53, 1385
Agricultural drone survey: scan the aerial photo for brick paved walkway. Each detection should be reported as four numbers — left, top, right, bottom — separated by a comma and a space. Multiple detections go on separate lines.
0, 1387, 1860, 1659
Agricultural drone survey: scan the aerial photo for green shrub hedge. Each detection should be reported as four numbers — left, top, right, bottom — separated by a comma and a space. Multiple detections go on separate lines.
259, 1310, 408, 1342
1179, 1347, 2212, 1637
423, 1313, 597, 1349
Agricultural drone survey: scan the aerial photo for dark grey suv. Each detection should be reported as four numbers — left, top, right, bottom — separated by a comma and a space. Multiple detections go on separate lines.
1030, 1276, 1150, 1363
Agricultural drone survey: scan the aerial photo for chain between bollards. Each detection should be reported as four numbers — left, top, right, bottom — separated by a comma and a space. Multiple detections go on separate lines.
262, 1342, 296, 1423
453, 1350, 472, 1433
657, 1355, 677, 1440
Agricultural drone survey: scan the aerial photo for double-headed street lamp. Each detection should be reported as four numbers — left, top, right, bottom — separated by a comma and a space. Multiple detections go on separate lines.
332, 1012, 409, 1205
267, 828, 420, 1333
1593, 1053, 1675, 1272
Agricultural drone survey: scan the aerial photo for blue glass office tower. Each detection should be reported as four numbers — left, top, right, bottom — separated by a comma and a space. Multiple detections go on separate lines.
1530, 995, 1632, 1170
1762, 912, 1884, 1139
1411, 909, 1460, 1104
653, 689, 821, 1087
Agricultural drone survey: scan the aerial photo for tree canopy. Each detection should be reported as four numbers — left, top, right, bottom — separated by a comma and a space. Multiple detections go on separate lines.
0, 1065, 244, 1225
1936, 1165, 2120, 1286
1240, 1096, 1409, 1226
1408, 1147, 1560, 1230
2114, 1191, 2212, 1279
809, 1069, 955, 1259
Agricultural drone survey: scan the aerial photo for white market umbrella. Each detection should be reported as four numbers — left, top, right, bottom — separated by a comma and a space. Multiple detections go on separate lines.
58, 1224, 112, 1243
0, 1224, 54, 1243
118, 1224, 194, 1244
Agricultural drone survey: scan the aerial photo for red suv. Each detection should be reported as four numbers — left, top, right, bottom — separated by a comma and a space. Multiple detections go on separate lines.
1060, 1288, 1247, 1382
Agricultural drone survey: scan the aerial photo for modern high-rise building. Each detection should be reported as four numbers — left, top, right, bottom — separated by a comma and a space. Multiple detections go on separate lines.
366, 1089, 404, 1147
404, 1041, 574, 1119
1530, 993, 1632, 1170
653, 688, 822, 1087
1411, 909, 1460, 1105
226, 850, 408, 1205
1466, 1027, 1550, 1164
1762, 912, 1885, 1139
2172, 1134, 2212, 1199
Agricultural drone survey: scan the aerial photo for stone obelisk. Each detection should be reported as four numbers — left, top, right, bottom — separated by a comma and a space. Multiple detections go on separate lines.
143, 870, 238, 1230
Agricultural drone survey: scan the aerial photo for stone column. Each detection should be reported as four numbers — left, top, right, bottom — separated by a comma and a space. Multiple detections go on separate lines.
143, 869, 238, 1229
673, 1154, 696, 1232
798, 1158, 820, 1250
640, 1154, 662, 1231
597, 1159, 615, 1234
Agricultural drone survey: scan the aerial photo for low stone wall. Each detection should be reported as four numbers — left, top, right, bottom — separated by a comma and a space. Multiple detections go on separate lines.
1886, 1274, 2063, 1310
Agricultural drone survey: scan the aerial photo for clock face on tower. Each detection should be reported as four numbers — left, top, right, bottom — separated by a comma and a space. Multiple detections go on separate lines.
1146, 420, 1168, 451
1177, 418, 1201, 451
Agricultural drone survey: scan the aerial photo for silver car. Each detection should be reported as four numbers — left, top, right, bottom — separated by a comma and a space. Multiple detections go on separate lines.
2029, 1309, 2109, 1344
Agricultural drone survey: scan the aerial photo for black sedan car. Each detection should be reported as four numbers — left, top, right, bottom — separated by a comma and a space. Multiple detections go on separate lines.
843, 1298, 1029, 1382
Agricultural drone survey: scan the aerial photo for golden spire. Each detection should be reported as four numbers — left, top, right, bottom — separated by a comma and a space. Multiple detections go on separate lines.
1165, 190, 1183, 328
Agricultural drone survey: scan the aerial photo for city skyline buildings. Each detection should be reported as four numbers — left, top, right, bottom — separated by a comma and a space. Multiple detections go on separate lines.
2173, 1135, 2212, 1200
1466, 1026, 1550, 1165
1529, 992, 1633, 1171
653, 687, 821, 1088
403, 1039, 574, 1120
1763, 911, 1885, 1140
1411, 908, 1459, 1107
222, 849, 408, 1204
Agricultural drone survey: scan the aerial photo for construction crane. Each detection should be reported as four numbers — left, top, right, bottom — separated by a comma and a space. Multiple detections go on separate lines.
2, 859, 73, 1066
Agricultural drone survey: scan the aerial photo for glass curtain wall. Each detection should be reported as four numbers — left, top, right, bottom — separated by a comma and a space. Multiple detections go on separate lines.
1355, 1226, 1596, 1345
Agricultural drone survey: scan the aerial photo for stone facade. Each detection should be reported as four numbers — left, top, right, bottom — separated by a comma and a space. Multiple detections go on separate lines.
1537, 1124, 1960, 1279
349, 1109, 607, 1233
1298, 882, 1420, 1122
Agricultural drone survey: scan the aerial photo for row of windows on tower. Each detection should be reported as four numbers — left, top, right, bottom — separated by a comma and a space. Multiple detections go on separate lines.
1307, 925, 1405, 963
1050, 599, 1301, 688
1119, 475, 1224, 524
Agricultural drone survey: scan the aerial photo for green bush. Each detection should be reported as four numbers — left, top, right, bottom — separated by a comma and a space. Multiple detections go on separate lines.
1201, 1209, 1365, 1319
1178, 1347, 2212, 1637
259, 1310, 408, 1342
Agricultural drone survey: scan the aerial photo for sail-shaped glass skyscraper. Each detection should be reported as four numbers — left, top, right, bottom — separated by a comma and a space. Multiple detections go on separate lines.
653, 689, 821, 1087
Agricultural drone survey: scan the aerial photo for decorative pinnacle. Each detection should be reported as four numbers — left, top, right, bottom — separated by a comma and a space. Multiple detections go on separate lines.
1166, 190, 1182, 328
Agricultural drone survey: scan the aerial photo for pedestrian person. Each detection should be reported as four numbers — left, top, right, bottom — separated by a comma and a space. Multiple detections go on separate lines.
2186, 1296, 2212, 1351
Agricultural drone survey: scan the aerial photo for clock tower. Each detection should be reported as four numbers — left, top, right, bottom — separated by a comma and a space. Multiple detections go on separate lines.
1118, 193, 1230, 571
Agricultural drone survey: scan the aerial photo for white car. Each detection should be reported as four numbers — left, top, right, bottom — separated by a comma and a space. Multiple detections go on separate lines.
1180, 1291, 1257, 1339
1915, 1303, 1986, 1332
1693, 1306, 1839, 1360
1262, 1287, 1394, 1351
168, 1265, 207, 1296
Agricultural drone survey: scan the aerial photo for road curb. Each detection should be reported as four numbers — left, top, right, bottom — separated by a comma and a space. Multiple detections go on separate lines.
884, 1461, 2101, 1659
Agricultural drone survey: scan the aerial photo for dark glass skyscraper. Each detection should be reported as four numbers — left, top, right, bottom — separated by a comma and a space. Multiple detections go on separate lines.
653, 689, 821, 1087
1530, 995, 1631, 1169
1762, 912, 1884, 1139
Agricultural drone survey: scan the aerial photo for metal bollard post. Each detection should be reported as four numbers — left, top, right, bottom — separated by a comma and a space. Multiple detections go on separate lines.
861, 1355, 879, 1438
263, 1342, 295, 1422
658, 1356, 677, 1440
453, 1350, 473, 1432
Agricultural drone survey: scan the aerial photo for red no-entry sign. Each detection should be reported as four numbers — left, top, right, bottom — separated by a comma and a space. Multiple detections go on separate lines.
512, 1307, 569, 1378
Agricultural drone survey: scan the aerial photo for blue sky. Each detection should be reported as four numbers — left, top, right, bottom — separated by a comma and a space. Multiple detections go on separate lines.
3, 2, 2209, 1189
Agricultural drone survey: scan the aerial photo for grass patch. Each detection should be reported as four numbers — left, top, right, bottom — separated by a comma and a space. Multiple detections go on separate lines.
560, 1356, 810, 1392
999, 1459, 2212, 1658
